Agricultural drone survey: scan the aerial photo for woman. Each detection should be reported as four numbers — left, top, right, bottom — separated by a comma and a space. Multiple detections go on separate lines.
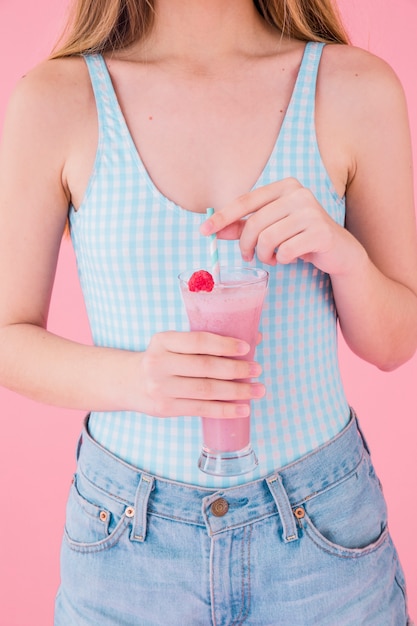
0, 0, 416, 623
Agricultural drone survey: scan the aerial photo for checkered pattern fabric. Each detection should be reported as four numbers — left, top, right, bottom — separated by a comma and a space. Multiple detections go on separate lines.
69, 42, 350, 487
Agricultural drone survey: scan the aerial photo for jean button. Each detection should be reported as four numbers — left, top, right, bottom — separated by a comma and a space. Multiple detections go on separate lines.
211, 498, 229, 517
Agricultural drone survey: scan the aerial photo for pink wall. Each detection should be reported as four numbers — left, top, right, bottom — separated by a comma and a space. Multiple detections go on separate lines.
0, 1, 416, 623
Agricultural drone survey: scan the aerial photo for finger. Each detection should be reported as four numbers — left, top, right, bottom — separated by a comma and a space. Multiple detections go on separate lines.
200, 178, 301, 236
158, 398, 252, 419
163, 353, 262, 381
238, 198, 290, 261
164, 377, 265, 402
255, 211, 306, 265
215, 220, 246, 240
153, 331, 250, 357
275, 230, 319, 265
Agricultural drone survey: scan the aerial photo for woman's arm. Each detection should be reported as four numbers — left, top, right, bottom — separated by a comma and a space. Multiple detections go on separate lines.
200, 46, 417, 371
328, 47, 417, 370
0, 62, 263, 417
0, 74, 145, 411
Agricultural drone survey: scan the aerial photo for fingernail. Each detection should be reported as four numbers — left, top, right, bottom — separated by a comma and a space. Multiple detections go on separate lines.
200, 220, 214, 236
236, 404, 250, 417
249, 362, 262, 377
251, 384, 265, 398
236, 341, 250, 355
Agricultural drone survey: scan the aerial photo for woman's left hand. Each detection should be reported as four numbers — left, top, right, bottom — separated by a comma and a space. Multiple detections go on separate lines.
200, 178, 361, 276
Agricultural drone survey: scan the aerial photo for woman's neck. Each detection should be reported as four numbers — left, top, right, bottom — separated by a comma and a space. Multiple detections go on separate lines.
124, 0, 283, 70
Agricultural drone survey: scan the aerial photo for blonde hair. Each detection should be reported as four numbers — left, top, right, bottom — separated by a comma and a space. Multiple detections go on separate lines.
51, 0, 349, 58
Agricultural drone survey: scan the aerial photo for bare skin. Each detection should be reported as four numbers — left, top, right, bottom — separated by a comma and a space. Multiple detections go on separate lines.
0, 0, 416, 418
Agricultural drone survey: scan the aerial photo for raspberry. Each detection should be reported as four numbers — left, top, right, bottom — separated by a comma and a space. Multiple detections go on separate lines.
188, 270, 215, 292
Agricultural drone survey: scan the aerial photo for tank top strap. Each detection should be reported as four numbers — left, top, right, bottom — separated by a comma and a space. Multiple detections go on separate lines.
83, 54, 132, 146
279, 41, 326, 141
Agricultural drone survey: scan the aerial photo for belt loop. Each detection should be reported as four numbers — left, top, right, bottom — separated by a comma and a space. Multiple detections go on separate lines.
130, 473, 154, 543
267, 473, 298, 543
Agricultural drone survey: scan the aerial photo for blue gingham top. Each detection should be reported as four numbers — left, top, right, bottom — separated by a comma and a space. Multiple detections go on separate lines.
69, 42, 350, 487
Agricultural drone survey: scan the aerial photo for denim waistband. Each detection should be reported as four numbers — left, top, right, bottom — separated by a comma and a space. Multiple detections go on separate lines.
76, 409, 365, 541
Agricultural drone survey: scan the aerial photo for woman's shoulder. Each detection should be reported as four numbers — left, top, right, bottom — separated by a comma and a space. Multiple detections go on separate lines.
319, 43, 405, 104
3, 56, 98, 182
314, 43, 409, 198
21, 54, 86, 80
6, 56, 94, 136
317, 43, 408, 144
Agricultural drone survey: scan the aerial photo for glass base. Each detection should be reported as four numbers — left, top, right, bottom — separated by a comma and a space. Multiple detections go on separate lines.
198, 444, 258, 477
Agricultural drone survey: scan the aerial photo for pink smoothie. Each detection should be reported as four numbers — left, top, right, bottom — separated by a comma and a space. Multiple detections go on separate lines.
180, 272, 267, 453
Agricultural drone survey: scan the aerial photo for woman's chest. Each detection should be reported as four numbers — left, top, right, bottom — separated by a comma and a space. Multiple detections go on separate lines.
109, 65, 295, 212
67, 50, 348, 215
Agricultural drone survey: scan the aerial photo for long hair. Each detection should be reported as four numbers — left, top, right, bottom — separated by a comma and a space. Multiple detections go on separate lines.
50, 0, 349, 58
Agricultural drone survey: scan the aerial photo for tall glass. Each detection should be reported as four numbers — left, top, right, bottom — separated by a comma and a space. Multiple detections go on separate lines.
179, 267, 268, 476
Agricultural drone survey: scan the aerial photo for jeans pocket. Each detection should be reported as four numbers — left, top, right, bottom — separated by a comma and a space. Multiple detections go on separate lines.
64, 473, 131, 553
297, 453, 390, 558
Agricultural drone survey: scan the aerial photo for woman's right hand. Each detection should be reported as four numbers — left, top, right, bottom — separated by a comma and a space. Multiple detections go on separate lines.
137, 331, 265, 419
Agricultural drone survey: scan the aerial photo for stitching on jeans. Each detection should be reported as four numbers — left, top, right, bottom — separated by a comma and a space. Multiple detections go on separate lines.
241, 525, 253, 625
211, 512, 278, 536
228, 529, 244, 626
149, 509, 206, 527
302, 516, 390, 559
64, 515, 131, 554
78, 467, 132, 506
210, 537, 217, 626
230, 524, 252, 626
290, 451, 364, 508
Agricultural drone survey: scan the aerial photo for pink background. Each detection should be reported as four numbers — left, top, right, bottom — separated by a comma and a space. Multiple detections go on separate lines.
0, 1, 416, 623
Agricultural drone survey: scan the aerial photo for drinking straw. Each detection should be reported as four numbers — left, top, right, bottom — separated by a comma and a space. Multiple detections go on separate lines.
206, 207, 220, 283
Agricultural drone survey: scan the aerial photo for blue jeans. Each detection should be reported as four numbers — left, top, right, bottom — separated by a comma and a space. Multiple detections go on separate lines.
55, 412, 410, 625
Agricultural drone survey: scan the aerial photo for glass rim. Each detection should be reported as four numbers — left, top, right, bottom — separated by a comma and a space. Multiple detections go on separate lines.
178, 266, 269, 288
